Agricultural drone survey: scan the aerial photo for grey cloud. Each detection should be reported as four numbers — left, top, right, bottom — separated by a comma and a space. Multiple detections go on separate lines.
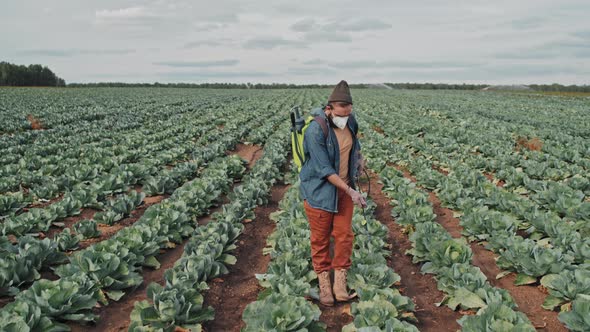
207, 12, 240, 24
495, 51, 556, 60
302, 59, 326, 65
183, 41, 223, 49
95, 6, 168, 27
303, 31, 352, 43
290, 17, 391, 33
17, 49, 72, 57
378, 62, 588, 83
16, 48, 136, 57
3, 1, 588, 84
320, 60, 482, 70
495, 38, 590, 60
290, 18, 318, 32
328, 60, 378, 69
88, 72, 152, 79
183, 39, 233, 49
96, 7, 151, 19
268, 2, 314, 16
545, 39, 590, 49
78, 49, 135, 55
479, 63, 588, 78
381, 60, 482, 69
158, 71, 274, 79
243, 36, 307, 49
95, 7, 153, 21
94, 5, 239, 30
572, 30, 590, 40
510, 16, 547, 30
287, 66, 337, 76
153, 60, 240, 68
325, 18, 391, 32
87, 70, 275, 83
193, 23, 230, 32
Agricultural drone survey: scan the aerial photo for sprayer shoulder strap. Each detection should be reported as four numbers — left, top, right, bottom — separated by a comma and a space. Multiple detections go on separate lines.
313, 116, 329, 142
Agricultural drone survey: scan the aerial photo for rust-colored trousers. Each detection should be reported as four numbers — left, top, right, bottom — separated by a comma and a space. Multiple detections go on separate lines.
304, 188, 354, 273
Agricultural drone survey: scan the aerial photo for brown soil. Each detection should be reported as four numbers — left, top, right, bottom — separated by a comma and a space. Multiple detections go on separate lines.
315, 233, 355, 329
0, 297, 13, 309
45, 208, 98, 239
483, 172, 506, 187
27, 194, 64, 209
233, 143, 264, 169
408, 167, 566, 332
361, 171, 462, 331
320, 301, 355, 332
78, 198, 166, 250
427, 192, 463, 238
202, 183, 289, 332
432, 164, 449, 176
469, 244, 565, 331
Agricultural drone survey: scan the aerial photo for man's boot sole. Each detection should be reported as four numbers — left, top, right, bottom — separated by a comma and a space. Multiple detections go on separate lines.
335, 292, 358, 302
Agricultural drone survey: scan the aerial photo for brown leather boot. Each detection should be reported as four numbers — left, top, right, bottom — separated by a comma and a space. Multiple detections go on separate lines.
333, 269, 356, 301
317, 271, 334, 306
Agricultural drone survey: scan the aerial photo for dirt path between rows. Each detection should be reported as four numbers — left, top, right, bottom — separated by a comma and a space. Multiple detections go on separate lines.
202, 182, 289, 331
314, 234, 354, 330
362, 171, 462, 331
234, 143, 264, 170
399, 166, 566, 332
66, 143, 263, 332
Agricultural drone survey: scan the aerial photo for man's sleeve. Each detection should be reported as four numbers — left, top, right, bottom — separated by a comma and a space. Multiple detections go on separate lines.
305, 122, 337, 179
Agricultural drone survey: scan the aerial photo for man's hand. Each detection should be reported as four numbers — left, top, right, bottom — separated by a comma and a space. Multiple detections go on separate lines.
347, 187, 367, 208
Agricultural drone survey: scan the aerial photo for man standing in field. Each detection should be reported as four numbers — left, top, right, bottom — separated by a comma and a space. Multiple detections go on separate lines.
300, 80, 366, 306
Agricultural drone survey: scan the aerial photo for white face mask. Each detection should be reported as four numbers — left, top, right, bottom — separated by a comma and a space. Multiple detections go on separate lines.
331, 115, 349, 129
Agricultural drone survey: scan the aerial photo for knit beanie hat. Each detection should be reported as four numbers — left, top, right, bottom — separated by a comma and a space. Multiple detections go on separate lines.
328, 80, 353, 105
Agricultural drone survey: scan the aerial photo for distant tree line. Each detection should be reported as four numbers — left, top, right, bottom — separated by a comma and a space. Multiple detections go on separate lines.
69, 82, 474, 89
385, 83, 488, 90
0, 61, 66, 87
527, 84, 590, 92
65, 81, 590, 92
386, 82, 590, 92
67, 82, 345, 89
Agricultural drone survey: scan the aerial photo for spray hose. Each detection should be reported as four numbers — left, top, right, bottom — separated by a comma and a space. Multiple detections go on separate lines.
356, 168, 371, 220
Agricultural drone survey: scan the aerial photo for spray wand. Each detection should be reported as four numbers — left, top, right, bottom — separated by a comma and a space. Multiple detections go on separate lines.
356, 168, 371, 223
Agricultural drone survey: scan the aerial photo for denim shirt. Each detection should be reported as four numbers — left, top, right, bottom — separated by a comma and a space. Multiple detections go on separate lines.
299, 109, 362, 213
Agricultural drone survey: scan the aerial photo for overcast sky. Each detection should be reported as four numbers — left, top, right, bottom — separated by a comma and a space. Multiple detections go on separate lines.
1, 0, 589, 84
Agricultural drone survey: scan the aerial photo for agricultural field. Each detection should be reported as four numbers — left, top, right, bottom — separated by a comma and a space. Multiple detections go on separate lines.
0, 87, 589, 332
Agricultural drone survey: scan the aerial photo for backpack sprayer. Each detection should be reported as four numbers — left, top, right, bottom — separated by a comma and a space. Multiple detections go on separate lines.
290, 106, 306, 172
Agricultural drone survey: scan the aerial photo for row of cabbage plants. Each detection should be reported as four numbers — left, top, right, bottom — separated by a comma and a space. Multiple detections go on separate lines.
361, 123, 536, 330
129, 124, 289, 331
0, 106, 268, 228
0, 155, 246, 330
360, 112, 589, 330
